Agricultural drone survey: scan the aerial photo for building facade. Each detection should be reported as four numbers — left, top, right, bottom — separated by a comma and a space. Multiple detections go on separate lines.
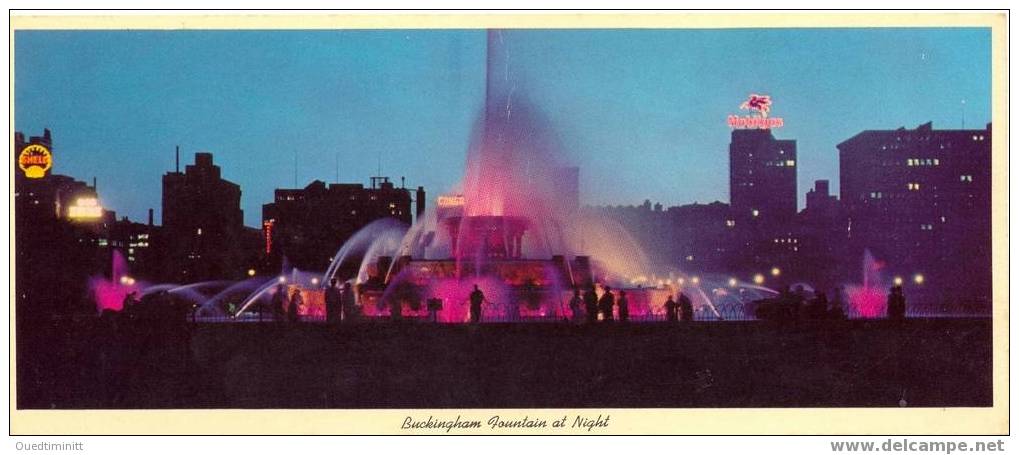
729, 129, 798, 224
162, 151, 247, 282
14, 129, 111, 315
261, 177, 421, 272
838, 122, 992, 308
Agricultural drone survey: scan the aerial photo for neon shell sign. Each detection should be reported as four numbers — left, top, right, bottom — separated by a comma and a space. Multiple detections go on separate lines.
727, 93, 784, 129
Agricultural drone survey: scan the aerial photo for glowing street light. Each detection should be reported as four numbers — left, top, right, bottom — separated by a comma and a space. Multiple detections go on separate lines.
311, 277, 320, 286
691, 276, 700, 285
728, 277, 738, 288
677, 278, 686, 286
770, 267, 781, 277
914, 274, 925, 285
753, 273, 765, 285
278, 276, 287, 283
247, 268, 256, 277
893, 276, 904, 286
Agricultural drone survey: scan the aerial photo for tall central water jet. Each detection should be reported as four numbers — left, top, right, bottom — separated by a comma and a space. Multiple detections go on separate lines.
239, 30, 720, 322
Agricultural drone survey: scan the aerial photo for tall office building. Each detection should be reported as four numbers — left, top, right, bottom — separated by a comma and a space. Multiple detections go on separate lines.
162, 151, 246, 282
729, 129, 798, 224
261, 177, 419, 271
838, 121, 992, 306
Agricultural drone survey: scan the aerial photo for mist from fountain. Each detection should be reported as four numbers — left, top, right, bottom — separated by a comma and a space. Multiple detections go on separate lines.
845, 249, 887, 318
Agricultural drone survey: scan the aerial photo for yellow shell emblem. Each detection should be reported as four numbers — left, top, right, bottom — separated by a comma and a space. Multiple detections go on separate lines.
18, 144, 52, 179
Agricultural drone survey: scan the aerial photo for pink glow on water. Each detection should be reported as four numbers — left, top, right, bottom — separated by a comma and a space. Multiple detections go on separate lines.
846, 286, 885, 318
846, 250, 887, 318
90, 250, 141, 313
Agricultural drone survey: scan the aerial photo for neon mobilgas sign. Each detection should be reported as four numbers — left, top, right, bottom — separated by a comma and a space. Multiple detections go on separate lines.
727, 94, 784, 129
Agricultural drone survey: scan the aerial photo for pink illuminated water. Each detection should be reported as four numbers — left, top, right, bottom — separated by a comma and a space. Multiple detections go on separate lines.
90, 250, 141, 313
845, 250, 887, 318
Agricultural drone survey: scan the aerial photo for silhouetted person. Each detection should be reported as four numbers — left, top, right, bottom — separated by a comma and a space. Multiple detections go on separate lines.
427, 298, 442, 322
325, 278, 341, 324
469, 284, 485, 324
792, 285, 808, 320
288, 289, 303, 323
887, 285, 906, 320
271, 284, 287, 323
583, 286, 599, 323
678, 292, 694, 322
389, 298, 403, 321
617, 290, 629, 323
568, 288, 583, 323
664, 295, 678, 323
599, 286, 615, 322
809, 291, 829, 320
342, 282, 356, 322
121, 291, 139, 315
829, 287, 847, 320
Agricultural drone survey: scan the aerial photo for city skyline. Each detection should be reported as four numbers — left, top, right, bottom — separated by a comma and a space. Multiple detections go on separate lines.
14, 28, 991, 227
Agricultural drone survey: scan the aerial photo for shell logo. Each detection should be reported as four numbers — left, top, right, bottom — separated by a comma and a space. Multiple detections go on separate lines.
18, 144, 52, 179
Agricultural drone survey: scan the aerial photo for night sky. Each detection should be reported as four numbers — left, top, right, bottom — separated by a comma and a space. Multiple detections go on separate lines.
14, 28, 990, 227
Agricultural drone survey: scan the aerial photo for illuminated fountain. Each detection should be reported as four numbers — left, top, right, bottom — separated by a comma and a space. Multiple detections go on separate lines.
226, 30, 777, 323
845, 249, 888, 318
90, 249, 142, 313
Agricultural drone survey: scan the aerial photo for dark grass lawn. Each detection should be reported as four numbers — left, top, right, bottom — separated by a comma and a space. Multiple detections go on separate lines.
17, 317, 992, 409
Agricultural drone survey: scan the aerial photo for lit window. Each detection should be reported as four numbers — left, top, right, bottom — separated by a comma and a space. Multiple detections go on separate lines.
725, 219, 735, 228
907, 159, 914, 166
197, 228, 202, 235
960, 175, 973, 182
786, 160, 795, 166
933, 159, 939, 165
752, 209, 759, 217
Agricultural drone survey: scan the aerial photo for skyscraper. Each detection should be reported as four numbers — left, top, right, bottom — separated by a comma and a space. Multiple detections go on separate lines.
729, 129, 797, 224
838, 121, 992, 307
162, 151, 246, 282
261, 177, 418, 272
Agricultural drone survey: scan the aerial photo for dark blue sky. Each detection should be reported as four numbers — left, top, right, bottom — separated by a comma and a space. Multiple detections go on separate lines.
15, 28, 990, 227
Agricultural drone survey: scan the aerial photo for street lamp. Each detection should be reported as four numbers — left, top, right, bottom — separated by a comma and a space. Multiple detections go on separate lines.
247, 268, 256, 277
691, 276, 700, 285
728, 277, 738, 288
914, 274, 925, 285
753, 273, 765, 285
893, 276, 904, 286
770, 267, 781, 277
278, 276, 287, 283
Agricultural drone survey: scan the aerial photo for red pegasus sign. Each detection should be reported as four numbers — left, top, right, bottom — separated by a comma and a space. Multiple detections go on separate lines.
728, 93, 784, 130
739, 94, 772, 117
